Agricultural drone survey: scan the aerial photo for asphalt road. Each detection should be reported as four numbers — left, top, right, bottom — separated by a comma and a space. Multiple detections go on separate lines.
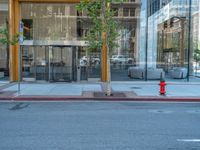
0, 101, 200, 150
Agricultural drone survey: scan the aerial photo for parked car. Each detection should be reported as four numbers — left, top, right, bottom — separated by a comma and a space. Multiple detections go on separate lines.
91, 56, 100, 65
80, 56, 100, 66
110, 55, 134, 64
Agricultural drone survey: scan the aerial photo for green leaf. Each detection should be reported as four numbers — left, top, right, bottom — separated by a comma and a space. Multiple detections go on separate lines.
77, 0, 121, 54
0, 26, 19, 46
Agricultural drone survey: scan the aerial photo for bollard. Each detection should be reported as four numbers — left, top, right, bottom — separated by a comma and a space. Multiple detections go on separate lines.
159, 79, 166, 95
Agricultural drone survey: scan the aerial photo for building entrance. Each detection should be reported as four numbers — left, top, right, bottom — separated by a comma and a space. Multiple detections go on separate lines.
22, 45, 78, 82
49, 46, 74, 82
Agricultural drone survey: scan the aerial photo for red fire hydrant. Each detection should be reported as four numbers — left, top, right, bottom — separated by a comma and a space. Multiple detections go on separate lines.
159, 79, 166, 95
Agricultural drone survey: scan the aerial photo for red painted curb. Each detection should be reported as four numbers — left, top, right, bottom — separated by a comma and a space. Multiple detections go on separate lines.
0, 95, 199, 102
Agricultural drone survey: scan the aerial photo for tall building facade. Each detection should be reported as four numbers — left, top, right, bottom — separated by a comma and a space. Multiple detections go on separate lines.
148, 0, 172, 16
143, 0, 200, 79
1, 0, 200, 82
1, 0, 141, 82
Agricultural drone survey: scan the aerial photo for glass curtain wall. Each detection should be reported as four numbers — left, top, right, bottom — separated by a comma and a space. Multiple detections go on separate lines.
112, 0, 200, 82
145, 0, 200, 82
19, 1, 200, 82
192, 0, 200, 77
21, 3, 102, 81
147, 0, 190, 81
0, 0, 9, 80
122, 0, 200, 82
21, 3, 78, 41
110, 0, 140, 81
21, 4, 76, 81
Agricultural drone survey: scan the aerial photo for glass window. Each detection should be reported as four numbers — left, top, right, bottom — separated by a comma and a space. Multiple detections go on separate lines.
112, 8, 118, 16
21, 3, 79, 41
18, 0, 200, 83
0, 0, 8, 80
123, 8, 129, 16
130, 8, 135, 16
22, 19, 33, 40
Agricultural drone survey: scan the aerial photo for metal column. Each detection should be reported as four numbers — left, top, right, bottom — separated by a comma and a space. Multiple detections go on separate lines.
187, 0, 192, 82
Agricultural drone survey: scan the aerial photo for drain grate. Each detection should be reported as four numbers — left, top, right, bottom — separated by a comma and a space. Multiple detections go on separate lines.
94, 92, 126, 98
130, 87, 142, 89
149, 110, 173, 114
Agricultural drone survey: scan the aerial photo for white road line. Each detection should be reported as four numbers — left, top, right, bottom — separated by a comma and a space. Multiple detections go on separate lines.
177, 139, 200, 142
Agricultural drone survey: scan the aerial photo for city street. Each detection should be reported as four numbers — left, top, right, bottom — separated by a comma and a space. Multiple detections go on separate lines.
0, 101, 200, 150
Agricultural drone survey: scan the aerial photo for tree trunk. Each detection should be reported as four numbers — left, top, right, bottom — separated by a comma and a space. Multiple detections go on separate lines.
106, 45, 112, 96
101, 0, 112, 96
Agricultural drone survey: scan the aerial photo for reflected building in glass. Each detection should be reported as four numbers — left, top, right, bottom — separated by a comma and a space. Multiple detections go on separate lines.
1, 0, 200, 82
8, 0, 142, 82
145, 0, 200, 80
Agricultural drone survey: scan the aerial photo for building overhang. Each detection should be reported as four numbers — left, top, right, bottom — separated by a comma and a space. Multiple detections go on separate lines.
21, 40, 88, 47
18, 0, 80, 3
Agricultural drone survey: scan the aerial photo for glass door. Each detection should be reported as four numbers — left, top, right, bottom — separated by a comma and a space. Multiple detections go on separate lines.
50, 46, 73, 82
35, 46, 49, 81
22, 46, 36, 81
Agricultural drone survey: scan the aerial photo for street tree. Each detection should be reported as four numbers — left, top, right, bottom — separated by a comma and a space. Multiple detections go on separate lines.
76, 0, 122, 96
0, 24, 19, 75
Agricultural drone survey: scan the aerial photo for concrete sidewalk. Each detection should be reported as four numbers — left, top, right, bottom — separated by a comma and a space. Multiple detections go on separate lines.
0, 81, 10, 87
0, 81, 200, 101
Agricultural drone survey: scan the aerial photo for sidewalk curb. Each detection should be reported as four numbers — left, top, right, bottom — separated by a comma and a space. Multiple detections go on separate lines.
1, 95, 200, 102
0, 96, 15, 100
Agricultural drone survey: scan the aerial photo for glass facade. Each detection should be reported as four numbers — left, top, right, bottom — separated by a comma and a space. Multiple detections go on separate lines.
0, 0, 8, 80
140, 0, 200, 82
20, 3, 100, 82
21, 3, 78, 41
4, 0, 200, 82
110, 1, 140, 81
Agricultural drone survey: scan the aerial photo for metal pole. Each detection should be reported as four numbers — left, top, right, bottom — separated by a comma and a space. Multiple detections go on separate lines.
145, 0, 149, 81
48, 46, 51, 81
18, 21, 23, 94
187, 0, 192, 82
18, 45, 21, 94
